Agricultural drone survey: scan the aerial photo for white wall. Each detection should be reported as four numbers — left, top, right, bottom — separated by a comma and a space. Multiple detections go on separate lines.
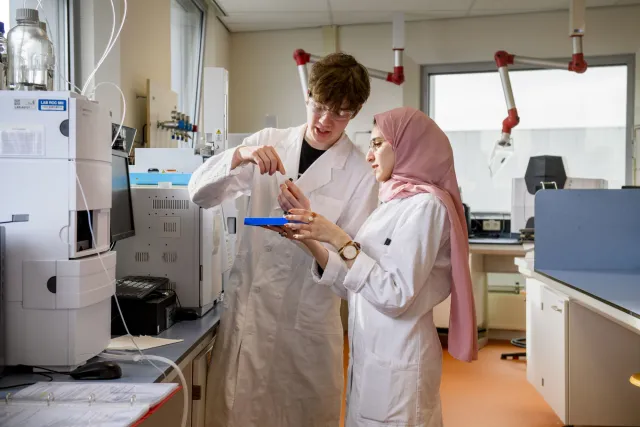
228, 5, 640, 177
229, 27, 324, 133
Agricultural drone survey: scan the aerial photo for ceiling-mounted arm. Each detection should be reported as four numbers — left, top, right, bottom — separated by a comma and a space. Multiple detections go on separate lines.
293, 13, 405, 100
489, 0, 587, 177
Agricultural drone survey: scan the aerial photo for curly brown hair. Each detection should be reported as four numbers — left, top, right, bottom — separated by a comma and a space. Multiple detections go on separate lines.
308, 52, 371, 117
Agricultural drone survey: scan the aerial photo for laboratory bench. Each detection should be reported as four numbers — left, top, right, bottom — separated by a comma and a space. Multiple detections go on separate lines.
434, 238, 532, 349
0, 304, 222, 427
516, 189, 640, 427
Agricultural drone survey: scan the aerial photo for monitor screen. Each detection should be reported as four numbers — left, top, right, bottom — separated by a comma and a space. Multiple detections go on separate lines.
111, 150, 135, 243
112, 124, 137, 153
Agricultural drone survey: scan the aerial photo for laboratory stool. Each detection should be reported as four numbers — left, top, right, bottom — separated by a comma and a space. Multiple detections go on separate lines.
630, 373, 640, 387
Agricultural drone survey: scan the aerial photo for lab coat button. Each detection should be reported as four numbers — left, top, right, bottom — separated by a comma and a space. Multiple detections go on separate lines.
265, 246, 272, 252
234, 326, 240, 332
253, 287, 261, 294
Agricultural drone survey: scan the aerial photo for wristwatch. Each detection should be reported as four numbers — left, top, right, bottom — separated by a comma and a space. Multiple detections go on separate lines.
338, 241, 361, 261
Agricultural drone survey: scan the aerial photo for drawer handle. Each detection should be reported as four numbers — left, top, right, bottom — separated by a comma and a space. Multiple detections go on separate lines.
551, 305, 563, 313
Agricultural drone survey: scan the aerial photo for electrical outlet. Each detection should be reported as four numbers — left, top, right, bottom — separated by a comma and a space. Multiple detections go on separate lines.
483, 219, 501, 231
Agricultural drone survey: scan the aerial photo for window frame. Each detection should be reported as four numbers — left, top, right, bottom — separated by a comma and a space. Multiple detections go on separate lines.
171, 0, 207, 131
421, 54, 636, 185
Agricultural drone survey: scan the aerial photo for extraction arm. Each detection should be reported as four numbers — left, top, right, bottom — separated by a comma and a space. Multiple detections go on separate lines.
293, 14, 406, 98
489, 0, 588, 176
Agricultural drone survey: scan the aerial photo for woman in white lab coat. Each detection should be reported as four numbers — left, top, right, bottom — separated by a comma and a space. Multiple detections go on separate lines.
283, 107, 479, 427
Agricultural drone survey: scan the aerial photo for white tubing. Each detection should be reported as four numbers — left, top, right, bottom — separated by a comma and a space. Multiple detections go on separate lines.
100, 353, 188, 427
138, 355, 188, 427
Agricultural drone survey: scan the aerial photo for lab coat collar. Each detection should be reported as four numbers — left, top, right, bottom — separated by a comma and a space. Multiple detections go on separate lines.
273, 125, 352, 209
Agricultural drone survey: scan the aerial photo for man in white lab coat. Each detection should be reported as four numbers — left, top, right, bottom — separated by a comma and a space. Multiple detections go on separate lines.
188, 52, 379, 427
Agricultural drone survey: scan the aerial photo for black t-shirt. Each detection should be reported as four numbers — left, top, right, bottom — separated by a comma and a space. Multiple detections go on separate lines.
298, 138, 327, 275
298, 138, 326, 178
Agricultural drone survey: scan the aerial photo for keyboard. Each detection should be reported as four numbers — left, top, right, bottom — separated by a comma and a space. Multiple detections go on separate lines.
115, 276, 170, 300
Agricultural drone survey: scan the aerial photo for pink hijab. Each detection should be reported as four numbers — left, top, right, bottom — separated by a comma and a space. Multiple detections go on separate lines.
374, 107, 478, 362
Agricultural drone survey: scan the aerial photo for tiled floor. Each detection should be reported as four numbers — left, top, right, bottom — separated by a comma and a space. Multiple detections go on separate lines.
341, 337, 563, 427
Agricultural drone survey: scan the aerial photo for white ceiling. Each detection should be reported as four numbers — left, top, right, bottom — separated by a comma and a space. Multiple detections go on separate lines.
212, 0, 640, 32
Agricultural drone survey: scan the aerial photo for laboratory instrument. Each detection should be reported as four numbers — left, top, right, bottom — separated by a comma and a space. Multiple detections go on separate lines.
0, 91, 114, 369
203, 67, 228, 153
203, 68, 248, 279
115, 275, 169, 300
115, 149, 230, 317
490, 0, 587, 176
6, 8, 55, 91
511, 155, 607, 235
469, 214, 512, 239
0, 21, 7, 90
293, 13, 405, 98
111, 286, 177, 336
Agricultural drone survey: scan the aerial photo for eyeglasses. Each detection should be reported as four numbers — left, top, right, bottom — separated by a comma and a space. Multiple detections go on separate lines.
307, 98, 355, 122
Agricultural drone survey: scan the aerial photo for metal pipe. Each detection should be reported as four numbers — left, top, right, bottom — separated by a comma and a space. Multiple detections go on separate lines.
297, 64, 309, 98
394, 50, 403, 68
572, 36, 583, 55
368, 68, 390, 80
515, 56, 570, 70
498, 67, 516, 110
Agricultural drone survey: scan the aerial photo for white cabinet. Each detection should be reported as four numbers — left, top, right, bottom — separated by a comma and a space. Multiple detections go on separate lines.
539, 285, 568, 422
191, 339, 215, 427
525, 276, 640, 426
525, 278, 540, 389
526, 278, 568, 424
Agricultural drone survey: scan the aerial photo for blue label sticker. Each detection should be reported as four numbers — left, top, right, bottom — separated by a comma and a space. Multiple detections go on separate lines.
38, 99, 67, 112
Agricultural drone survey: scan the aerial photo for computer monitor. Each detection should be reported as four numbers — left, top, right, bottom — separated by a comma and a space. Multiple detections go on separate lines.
111, 124, 137, 153
111, 150, 135, 244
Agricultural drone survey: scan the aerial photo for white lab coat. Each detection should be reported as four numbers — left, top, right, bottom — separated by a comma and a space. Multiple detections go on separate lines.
188, 125, 379, 427
312, 193, 452, 427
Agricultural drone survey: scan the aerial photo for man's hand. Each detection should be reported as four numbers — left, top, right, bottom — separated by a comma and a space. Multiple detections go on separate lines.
231, 146, 286, 176
278, 180, 310, 212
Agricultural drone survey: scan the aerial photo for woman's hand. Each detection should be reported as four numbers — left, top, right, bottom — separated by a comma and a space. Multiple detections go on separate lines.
284, 209, 352, 250
261, 225, 295, 240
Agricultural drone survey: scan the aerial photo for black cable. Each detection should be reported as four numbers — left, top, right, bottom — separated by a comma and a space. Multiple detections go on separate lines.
510, 337, 526, 349
18, 364, 71, 376
0, 373, 53, 390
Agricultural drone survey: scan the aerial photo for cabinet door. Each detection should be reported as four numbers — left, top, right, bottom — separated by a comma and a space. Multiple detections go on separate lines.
539, 285, 568, 423
192, 337, 216, 427
525, 278, 543, 389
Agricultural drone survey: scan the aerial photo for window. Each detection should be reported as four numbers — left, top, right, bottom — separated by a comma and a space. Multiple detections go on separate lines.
424, 57, 634, 213
171, 0, 205, 125
0, 3, 9, 31
8, 0, 71, 91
